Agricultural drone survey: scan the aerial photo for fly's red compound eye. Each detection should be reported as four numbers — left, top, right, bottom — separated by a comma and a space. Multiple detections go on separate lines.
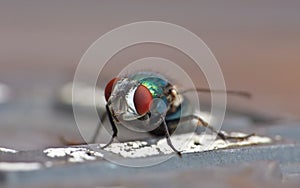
134, 85, 153, 115
104, 78, 119, 101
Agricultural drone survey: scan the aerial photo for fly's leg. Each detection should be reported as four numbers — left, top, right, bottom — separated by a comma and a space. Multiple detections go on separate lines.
100, 104, 118, 149
166, 115, 255, 141
59, 104, 118, 147
59, 112, 107, 145
90, 112, 107, 143
162, 116, 182, 157
193, 115, 255, 140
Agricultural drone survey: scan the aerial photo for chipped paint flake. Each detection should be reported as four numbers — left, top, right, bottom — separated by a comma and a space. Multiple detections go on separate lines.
103, 141, 160, 158
104, 142, 160, 158
43, 147, 104, 162
103, 132, 272, 158
0, 147, 18, 153
0, 162, 41, 171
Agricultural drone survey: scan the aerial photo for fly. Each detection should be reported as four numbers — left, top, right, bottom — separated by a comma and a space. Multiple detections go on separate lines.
88, 72, 254, 157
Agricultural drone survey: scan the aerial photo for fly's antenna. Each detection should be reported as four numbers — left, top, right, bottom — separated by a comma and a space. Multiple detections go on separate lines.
180, 88, 251, 99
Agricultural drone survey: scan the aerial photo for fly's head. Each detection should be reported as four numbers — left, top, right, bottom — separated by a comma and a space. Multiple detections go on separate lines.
104, 76, 175, 132
104, 77, 153, 123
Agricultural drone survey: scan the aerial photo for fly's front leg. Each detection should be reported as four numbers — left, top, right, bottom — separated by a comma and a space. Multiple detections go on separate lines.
100, 104, 118, 149
60, 109, 109, 145
90, 112, 107, 143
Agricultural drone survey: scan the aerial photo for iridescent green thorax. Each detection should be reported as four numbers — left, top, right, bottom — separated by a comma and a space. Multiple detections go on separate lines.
130, 72, 169, 102
140, 78, 167, 98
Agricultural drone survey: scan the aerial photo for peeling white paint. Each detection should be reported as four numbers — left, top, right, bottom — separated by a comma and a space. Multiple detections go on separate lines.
43, 147, 104, 163
179, 132, 272, 154
103, 132, 272, 158
0, 147, 18, 153
104, 141, 160, 158
0, 162, 41, 171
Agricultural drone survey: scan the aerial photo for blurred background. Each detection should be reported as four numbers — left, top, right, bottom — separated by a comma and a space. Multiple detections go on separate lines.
0, 0, 299, 150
